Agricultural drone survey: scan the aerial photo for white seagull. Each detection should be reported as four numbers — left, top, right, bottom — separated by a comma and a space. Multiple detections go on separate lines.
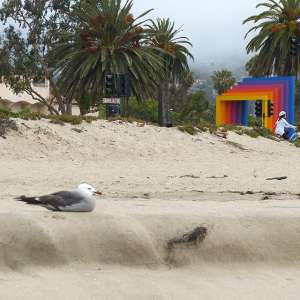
16, 183, 103, 212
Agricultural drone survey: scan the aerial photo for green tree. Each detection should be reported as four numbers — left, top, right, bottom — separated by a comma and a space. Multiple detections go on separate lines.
245, 55, 261, 76
0, 0, 75, 114
146, 18, 193, 126
170, 90, 214, 125
211, 69, 236, 95
243, 0, 300, 76
51, 0, 164, 110
168, 72, 194, 112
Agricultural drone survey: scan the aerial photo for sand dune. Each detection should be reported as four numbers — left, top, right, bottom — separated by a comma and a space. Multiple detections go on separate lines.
1, 119, 300, 299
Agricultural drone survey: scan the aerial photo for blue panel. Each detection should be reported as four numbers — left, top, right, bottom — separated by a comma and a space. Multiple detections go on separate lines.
241, 101, 249, 126
241, 76, 295, 124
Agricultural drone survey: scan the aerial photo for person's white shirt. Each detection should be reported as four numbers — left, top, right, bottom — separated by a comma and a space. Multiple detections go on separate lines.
275, 118, 296, 136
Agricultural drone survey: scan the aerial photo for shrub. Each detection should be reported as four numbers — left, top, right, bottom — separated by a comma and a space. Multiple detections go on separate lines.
123, 98, 158, 123
248, 115, 262, 127
243, 129, 260, 138
177, 124, 198, 135
49, 115, 98, 125
294, 140, 300, 147
174, 91, 214, 125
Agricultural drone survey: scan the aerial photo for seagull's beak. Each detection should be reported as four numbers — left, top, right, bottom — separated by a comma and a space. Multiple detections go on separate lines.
94, 191, 103, 196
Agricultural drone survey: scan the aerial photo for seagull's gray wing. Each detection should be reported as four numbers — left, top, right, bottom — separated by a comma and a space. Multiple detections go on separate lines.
39, 190, 85, 210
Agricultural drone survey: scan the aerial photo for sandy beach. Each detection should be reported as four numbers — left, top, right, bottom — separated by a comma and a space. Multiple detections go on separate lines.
1, 119, 300, 299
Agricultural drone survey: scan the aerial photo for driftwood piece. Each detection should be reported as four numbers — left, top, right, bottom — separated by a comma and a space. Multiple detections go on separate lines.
71, 128, 84, 133
214, 131, 228, 139
167, 226, 208, 250
180, 174, 201, 179
49, 119, 65, 126
207, 175, 228, 179
225, 140, 249, 151
266, 176, 287, 181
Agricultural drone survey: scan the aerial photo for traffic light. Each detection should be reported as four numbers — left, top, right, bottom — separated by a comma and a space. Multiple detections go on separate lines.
290, 37, 298, 56
104, 74, 116, 97
267, 100, 274, 117
255, 100, 262, 117
118, 74, 131, 97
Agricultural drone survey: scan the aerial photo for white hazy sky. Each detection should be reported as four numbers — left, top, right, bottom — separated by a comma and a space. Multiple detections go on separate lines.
131, 0, 262, 65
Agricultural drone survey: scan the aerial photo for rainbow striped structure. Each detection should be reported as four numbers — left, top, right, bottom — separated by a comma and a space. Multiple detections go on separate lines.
216, 76, 295, 132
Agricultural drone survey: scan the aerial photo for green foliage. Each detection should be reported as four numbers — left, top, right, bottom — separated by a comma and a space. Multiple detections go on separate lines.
76, 92, 102, 115
245, 55, 262, 77
0, 0, 75, 114
231, 126, 275, 139
123, 98, 158, 123
0, 107, 42, 119
243, 0, 300, 76
51, 0, 164, 102
107, 116, 147, 125
294, 140, 300, 147
211, 69, 236, 95
0, 108, 98, 125
145, 18, 193, 126
171, 91, 215, 125
248, 115, 262, 127
50, 114, 98, 125
145, 18, 193, 80
177, 124, 198, 135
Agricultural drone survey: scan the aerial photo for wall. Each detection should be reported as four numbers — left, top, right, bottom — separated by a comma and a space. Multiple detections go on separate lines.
0, 81, 50, 104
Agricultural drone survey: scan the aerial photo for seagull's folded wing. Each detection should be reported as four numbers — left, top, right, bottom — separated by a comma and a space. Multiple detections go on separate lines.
40, 191, 84, 208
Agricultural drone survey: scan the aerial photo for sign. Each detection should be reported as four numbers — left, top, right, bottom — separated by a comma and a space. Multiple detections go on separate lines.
102, 98, 121, 104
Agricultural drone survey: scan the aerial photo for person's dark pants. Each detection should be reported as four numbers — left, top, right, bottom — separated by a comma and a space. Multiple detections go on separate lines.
283, 127, 297, 142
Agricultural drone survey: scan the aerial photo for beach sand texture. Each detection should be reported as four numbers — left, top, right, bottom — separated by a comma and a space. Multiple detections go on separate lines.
1, 119, 300, 299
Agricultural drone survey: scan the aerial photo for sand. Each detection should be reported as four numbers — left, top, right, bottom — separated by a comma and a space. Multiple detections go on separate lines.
1, 119, 300, 299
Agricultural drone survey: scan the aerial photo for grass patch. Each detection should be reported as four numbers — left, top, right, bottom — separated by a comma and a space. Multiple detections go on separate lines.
294, 140, 300, 147
107, 116, 148, 125
178, 124, 198, 135
0, 108, 99, 125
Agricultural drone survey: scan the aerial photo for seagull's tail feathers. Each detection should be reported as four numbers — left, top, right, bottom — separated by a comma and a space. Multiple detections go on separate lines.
15, 195, 42, 205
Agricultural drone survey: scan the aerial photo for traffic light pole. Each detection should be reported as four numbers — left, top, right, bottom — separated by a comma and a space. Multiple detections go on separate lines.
103, 73, 131, 118
296, 55, 299, 82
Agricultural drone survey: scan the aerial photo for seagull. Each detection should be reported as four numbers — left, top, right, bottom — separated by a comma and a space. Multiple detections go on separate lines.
15, 183, 102, 212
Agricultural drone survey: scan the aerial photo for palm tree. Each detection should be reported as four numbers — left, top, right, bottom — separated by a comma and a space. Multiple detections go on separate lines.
243, 0, 300, 76
145, 18, 193, 126
245, 55, 261, 76
50, 0, 164, 108
211, 69, 236, 95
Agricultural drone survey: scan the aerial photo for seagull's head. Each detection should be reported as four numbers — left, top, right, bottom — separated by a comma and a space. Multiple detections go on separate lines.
78, 183, 103, 196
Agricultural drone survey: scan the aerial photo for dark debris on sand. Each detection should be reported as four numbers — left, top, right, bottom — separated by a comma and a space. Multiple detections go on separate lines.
0, 117, 18, 139
167, 226, 208, 250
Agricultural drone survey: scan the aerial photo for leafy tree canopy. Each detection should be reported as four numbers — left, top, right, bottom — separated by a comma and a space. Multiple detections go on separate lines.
243, 0, 300, 76
0, 0, 75, 114
211, 69, 236, 95
50, 0, 164, 101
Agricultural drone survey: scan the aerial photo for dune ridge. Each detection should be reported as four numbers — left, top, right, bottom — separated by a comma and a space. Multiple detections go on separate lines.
1, 210, 300, 271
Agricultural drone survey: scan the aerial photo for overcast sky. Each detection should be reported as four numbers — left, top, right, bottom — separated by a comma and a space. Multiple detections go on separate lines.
131, 0, 262, 66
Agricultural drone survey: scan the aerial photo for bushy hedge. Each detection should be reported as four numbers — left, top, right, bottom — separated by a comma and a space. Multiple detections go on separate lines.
121, 98, 158, 123
0, 108, 98, 125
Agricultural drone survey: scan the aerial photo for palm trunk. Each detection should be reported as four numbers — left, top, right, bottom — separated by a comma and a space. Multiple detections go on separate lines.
66, 101, 73, 115
158, 81, 171, 127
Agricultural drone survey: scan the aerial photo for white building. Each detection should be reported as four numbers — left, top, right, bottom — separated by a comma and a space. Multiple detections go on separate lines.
0, 80, 50, 104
